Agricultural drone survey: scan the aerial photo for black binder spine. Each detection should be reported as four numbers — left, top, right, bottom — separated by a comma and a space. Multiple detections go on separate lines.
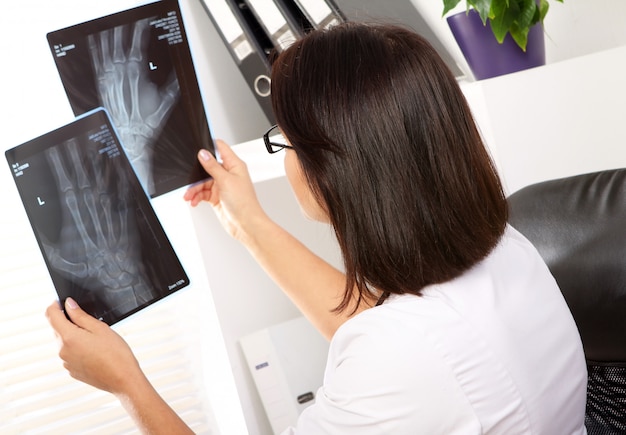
290, 0, 345, 30
198, 0, 346, 125
242, 0, 300, 51
199, 0, 276, 123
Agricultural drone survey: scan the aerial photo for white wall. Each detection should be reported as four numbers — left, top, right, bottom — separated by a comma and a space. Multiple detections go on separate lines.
543, 0, 626, 64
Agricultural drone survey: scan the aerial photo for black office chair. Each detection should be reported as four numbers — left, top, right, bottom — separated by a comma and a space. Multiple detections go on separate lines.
507, 168, 626, 434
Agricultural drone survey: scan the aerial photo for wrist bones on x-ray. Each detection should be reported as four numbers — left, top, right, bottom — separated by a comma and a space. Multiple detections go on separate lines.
88, 18, 180, 195
44, 139, 152, 313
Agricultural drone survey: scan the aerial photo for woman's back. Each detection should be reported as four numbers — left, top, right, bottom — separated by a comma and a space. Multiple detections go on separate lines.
288, 226, 587, 434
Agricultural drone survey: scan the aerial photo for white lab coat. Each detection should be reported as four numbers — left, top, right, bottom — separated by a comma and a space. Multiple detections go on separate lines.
284, 226, 587, 434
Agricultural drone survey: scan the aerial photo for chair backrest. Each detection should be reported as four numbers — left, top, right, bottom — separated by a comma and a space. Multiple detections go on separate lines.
507, 168, 626, 434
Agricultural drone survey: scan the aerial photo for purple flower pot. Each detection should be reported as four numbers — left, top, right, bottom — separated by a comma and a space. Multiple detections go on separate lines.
447, 9, 546, 80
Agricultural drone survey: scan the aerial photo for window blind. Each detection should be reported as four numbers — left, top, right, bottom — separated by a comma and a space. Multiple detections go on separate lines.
0, 182, 219, 434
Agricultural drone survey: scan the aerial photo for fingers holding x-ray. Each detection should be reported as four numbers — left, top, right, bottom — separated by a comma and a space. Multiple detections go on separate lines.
88, 18, 180, 196
42, 139, 153, 317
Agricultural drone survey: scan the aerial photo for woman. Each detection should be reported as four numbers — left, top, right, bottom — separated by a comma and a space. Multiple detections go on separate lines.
47, 22, 587, 433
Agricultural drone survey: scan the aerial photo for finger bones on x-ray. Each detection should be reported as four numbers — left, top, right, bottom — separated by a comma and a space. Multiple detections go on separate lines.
88, 17, 180, 196
43, 138, 153, 315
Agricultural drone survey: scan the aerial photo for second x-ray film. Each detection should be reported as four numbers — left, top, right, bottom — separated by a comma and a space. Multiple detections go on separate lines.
5, 108, 190, 325
47, 0, 212, 198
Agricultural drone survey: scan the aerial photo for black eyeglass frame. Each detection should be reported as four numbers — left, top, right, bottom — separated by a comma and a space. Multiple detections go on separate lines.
263, 124, 294, 154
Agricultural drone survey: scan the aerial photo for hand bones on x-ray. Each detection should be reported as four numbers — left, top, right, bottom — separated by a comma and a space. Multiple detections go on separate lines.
43, 139, 153, 316
88, 18, 180, 195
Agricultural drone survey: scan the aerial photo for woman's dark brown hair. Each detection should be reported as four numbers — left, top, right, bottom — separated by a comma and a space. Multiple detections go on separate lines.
270, 22, 508, 312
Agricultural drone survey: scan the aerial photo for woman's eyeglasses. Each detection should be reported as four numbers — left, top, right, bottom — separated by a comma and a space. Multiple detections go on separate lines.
263, 124, 294, 154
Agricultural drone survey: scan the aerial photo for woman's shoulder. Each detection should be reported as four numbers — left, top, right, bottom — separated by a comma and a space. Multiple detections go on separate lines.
333, 224, 561, 345
330, 292, 451, 358
322, 225, 586, 434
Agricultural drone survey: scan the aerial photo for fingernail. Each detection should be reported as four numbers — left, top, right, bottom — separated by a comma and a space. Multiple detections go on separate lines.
66, 297, 78, 309
199, 149, 211, 161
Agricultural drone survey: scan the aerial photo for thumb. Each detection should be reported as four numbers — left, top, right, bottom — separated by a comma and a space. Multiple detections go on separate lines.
197, 140, 236, 180
64, 297, 103, 331
197, 148, 222, 176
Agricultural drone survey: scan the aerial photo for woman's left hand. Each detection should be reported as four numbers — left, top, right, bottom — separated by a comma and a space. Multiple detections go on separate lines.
46, 298, 145, 396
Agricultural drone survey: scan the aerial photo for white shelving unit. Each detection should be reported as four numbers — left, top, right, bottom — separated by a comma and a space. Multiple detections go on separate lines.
460, 44, 626, 194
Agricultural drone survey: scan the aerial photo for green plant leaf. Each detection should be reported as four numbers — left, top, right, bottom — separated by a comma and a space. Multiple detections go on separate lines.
442, 0, 462, 16
471, 0, 492, 24
489, 0, 518, 43
516, 0, 537, 28
510, 21, 530, 51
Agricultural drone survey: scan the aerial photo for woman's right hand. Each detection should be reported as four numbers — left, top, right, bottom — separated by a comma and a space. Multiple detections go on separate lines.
186, 141, 352, 340
183, 139, 267, 243
46, 298, 144, 396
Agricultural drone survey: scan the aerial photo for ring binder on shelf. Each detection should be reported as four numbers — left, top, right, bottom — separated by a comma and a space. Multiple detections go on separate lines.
199, 0, 347, 125
244, 0, 300, 51
290, 0, 345, 30
199, 0, 276, 123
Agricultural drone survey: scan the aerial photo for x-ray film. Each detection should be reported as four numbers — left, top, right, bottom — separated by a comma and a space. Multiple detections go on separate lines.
5, 108, 190, 325
47, 0, 212, 198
